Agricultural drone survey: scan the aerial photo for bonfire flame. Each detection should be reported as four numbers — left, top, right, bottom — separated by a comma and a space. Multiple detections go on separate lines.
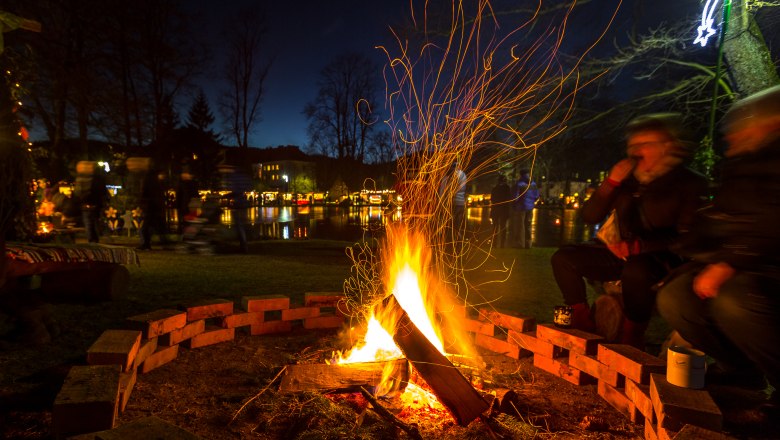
338, 226, 446, 365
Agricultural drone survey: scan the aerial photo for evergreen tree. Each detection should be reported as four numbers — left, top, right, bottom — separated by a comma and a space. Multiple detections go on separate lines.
187, 89, 220, 141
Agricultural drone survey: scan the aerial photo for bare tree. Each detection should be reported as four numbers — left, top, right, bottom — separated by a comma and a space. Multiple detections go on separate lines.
220, 8, 272, 148
304, 52, 380, 162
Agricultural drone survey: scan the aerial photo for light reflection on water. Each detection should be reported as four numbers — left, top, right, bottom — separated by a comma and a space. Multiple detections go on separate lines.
172, 206, 592, 246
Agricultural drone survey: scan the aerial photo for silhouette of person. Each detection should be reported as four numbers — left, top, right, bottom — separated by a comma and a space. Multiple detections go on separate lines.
490, 174, 512, 248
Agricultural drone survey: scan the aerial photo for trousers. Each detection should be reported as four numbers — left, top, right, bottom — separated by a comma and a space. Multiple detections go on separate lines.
657, 269, 780, 389
551, 243, 676, 323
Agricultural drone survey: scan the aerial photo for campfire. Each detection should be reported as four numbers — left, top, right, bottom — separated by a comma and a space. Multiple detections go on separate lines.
279, 225, 492, 434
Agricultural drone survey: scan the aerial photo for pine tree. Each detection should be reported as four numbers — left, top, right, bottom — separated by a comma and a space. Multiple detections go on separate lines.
187, 89, 219, 141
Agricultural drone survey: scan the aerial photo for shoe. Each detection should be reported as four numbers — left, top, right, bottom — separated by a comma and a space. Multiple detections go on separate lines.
571, 303, 596, 333
619, 318, 648, 350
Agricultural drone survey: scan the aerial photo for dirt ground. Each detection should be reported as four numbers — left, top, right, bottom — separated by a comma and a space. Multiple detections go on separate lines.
2, 325, 779, 439
117, 329, 644, 440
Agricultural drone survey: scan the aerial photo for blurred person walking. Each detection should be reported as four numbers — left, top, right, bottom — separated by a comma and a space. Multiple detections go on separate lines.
511, 169, 539, 249
74, 161, 109, 243
219, 164, 251, 253
128, 158, 170, 250
490, 174, 512, 248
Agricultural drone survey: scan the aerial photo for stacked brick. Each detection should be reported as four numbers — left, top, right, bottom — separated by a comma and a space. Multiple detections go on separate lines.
52, 293, 347, 439
53, 295, 730, 439
470, 307, 732, 440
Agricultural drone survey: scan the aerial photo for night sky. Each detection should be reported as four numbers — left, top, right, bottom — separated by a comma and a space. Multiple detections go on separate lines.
187, 0, 409, 149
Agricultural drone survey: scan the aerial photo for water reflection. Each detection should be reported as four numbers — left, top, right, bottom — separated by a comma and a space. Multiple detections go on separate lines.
170, 205, 592, 246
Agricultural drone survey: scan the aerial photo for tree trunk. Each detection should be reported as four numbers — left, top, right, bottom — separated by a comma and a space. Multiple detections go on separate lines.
723, 1, 780, 96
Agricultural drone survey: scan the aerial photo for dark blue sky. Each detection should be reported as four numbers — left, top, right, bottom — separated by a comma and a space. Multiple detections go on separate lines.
191, 0, 409, 149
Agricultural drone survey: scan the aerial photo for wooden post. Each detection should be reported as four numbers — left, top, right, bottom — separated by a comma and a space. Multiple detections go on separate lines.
381, 295, 490, 426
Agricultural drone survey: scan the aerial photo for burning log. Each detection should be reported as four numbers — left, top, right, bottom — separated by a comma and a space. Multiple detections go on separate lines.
278, 359, 409, 394
381, 295, 490, 426
359, 386, 422, 440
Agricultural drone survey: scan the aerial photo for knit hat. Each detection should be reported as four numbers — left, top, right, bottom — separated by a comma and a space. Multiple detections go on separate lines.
625, 113, 694, 158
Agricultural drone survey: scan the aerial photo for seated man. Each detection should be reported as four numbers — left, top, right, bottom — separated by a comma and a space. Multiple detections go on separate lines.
550, 113, 708, 348
657, 85, 780, 407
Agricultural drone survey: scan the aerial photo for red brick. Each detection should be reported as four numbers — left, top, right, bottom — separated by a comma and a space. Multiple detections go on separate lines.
132, 338, 158, 370
184, 299, 233, 321
674, 424, 735, 439
507, 329, 557, 358
282, 306, 321, 321
184, 326, 235, 349
568, 351, 622, 387
118, 369, 137, 412
304, 292, 346, 307
87, 330, 142, 372
597, 344, 666, 385
159, 320, 206, 346
242, 295, 289, 312
533, 355, 594, 386
53, 365, 120, 438
625, 379, 655, 423
127, 309, 187, 338
464, 318, 495, 336
251, 320, 293, 335
536, 323, 603, 355
645, 417, 659, 440
650, 373, 722, 432
645, 419, 681, 440
219, 311, 263, 328
475, 333, 520, 358
658, 425, 678, 440
598, 381, 642, 423
304, 315, 345, 329
141, 345, 179, 374
478, 308, 536, 333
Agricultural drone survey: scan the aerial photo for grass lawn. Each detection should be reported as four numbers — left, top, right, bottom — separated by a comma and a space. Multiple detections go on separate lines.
0, 238, 670, 393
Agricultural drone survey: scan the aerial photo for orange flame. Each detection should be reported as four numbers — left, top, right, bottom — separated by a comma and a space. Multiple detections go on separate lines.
338, 225, 447, 364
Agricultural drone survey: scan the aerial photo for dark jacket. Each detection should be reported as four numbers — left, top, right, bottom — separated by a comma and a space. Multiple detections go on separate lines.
677, 139, 780, 277
583, 166, 708, 254
490, 182, 512, 220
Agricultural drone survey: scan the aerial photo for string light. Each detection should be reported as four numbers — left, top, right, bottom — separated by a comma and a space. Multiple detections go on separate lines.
694, 0, 721, 47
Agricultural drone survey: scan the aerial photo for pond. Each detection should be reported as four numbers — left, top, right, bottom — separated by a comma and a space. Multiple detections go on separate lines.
171, 205, 593, 247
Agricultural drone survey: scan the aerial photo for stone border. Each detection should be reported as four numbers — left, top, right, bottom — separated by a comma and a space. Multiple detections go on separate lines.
53, 295, 732, 440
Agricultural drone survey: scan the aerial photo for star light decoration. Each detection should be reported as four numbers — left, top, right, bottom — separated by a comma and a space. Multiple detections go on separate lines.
694, 0, 721, 47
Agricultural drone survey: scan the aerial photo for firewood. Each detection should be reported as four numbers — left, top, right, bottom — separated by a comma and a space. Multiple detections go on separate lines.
278, 359, 409, 394
381, 295, 490, 426
359, 387, 422, 440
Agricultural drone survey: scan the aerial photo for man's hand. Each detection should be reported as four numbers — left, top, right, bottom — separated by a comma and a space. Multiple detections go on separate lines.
606, 240, 641, 260
607, 158, 637, 184
693, 262, 736, 299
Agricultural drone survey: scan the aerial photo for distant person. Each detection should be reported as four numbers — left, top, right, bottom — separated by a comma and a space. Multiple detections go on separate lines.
511, 169, 539, 249
550, 113, 708, 348
219, 164, 251, 253
176, 168, 198, 234
657, 85, 780, 406
489, 174, 512, 248
439, 161, 468, 245
128, 157, 170, 250
74, 161, 109, 243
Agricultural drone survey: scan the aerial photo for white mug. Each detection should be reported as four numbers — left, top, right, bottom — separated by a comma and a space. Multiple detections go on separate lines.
666, 345, 707, 389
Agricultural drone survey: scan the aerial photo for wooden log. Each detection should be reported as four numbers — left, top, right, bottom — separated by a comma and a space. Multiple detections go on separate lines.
381, 295, 490, 426
278, 359, 409, 394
